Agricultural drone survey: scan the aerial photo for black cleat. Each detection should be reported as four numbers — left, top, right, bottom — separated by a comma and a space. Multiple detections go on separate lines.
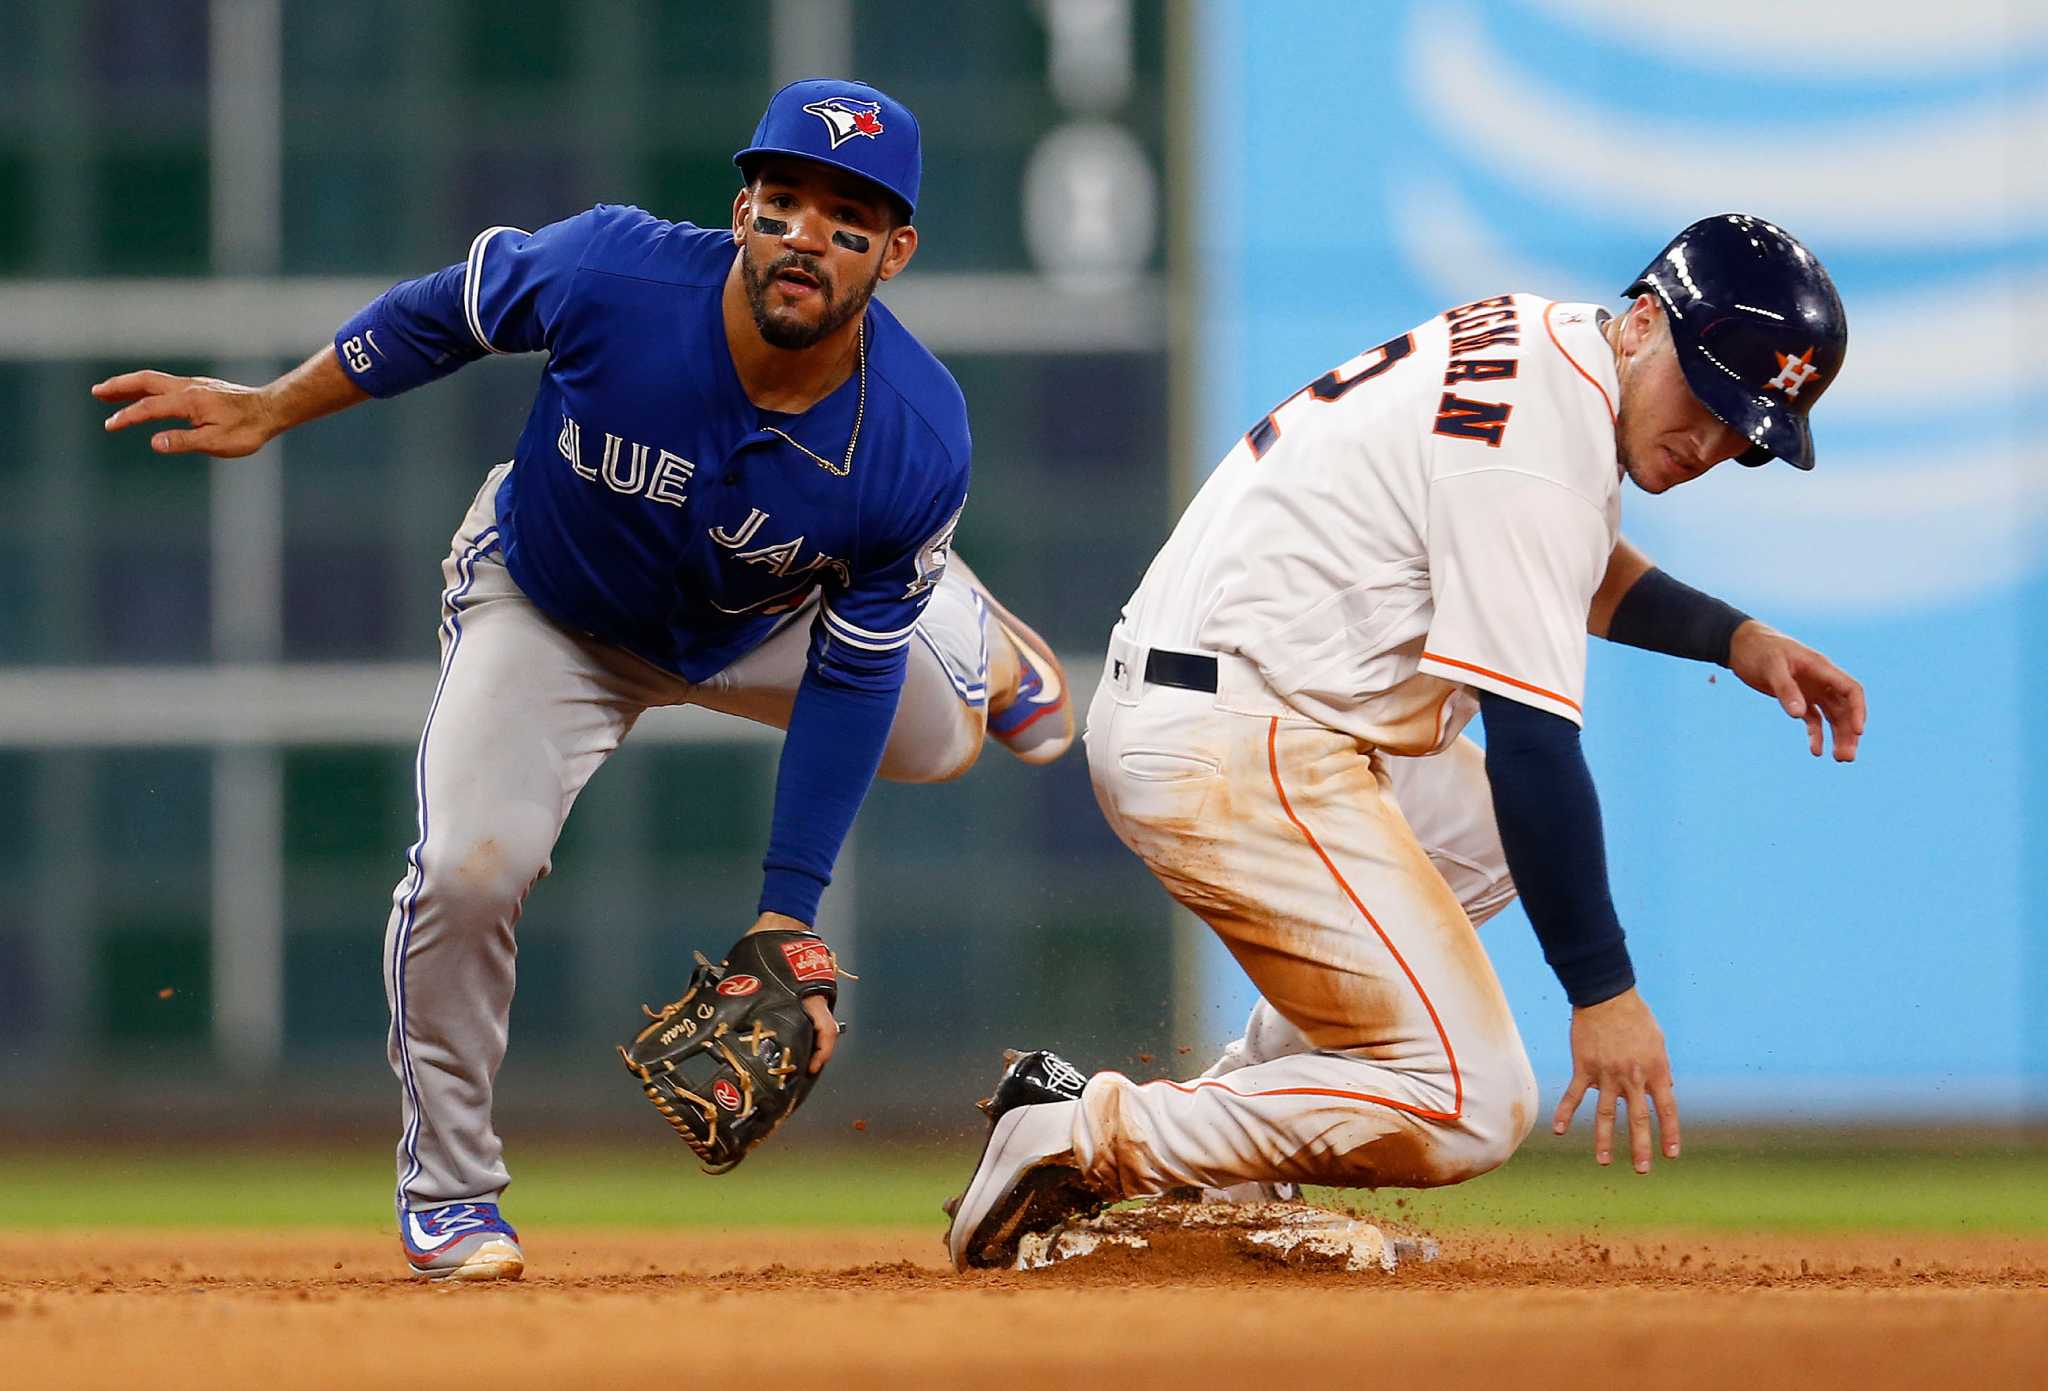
979, 1048, 1088, 1125
943, 1048, 1106, 1271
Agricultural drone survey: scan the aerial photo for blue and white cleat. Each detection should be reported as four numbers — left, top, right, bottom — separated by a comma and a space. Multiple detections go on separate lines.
980, 592, 1073, 766
400, 1202, 525, 1281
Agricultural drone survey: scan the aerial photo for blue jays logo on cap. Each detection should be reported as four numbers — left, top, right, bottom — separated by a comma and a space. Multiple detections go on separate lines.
803, 97, 885, 149
734, 78, 922, 218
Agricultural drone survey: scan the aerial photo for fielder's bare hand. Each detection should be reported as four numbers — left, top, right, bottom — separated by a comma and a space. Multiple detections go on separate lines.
1728, 620, 1866, 762
93, 370, 280, 458
800, 995, 839, 1073
94, 348, 369, 459
747, 910, 839, 1074
1552, 986, 1680, 1173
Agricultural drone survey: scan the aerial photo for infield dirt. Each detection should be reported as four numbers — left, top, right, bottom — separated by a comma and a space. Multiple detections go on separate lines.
3, 1229, 2043, 1390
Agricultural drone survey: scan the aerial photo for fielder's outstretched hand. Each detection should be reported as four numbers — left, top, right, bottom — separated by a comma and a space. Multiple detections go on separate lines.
94, 350, 368, 459
1728, 620, 1866, 762
1553, 987, 1680, 1174
93, 370, 277, 458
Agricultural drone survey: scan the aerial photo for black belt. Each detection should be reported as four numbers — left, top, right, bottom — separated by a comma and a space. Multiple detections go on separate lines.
1143, 649, 1218, 692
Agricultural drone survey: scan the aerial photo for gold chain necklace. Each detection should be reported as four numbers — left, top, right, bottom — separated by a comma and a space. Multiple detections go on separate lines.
762, 319, 865, 478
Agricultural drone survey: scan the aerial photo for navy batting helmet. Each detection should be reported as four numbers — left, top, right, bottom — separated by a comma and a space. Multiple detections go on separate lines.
1624, 214, 1846, 471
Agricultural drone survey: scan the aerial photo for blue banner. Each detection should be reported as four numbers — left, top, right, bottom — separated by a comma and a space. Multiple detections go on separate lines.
1193, 0, 2047, 1115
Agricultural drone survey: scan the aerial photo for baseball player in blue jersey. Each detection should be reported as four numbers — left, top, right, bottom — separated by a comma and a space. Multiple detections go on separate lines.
93, 79, 1073, 1281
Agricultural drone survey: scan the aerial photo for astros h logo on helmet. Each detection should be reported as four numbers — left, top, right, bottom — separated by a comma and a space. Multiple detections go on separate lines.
802, 97, 885, 149
1767, 347, 1820, 398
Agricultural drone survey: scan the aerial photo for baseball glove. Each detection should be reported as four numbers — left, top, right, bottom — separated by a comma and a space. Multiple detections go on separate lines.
618, 928, 839, 1174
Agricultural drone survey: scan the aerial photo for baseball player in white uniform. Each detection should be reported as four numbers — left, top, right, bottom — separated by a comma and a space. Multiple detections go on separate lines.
945, 215, 1867, 1269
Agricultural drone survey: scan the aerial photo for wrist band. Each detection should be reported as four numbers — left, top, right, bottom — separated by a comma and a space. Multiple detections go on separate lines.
1606, 567, 1751, 666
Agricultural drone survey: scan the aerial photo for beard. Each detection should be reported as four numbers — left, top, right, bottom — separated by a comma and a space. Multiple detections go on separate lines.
741, 249, 879, 351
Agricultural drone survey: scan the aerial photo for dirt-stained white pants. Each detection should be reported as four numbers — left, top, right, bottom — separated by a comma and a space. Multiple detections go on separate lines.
1076, 625, 1538, 1195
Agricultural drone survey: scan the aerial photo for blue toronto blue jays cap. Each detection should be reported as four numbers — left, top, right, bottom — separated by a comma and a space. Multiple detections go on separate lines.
733, 78, 921, 219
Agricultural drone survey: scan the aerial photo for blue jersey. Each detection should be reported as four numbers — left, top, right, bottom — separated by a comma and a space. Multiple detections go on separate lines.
335, 204, 970, 688
334, 205, 973, 923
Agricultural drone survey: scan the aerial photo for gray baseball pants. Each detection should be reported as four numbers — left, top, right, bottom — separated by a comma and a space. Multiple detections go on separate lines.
384, 463, 990, 1213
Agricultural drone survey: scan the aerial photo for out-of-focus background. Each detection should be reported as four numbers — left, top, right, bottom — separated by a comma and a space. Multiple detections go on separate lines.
0, 0, 2041, 1198
1193, 0, 2048, 1120
0, 0, 1180, 1146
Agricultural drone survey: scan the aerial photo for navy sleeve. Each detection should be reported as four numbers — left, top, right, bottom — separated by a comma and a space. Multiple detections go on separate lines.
331, 209, 610, 398
755, 649, 904, 923
756, 460, 971, 923
1477, 689, 1636, 1007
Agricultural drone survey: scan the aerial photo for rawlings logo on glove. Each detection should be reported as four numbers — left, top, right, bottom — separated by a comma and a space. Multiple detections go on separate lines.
619, 929, 839, 1174
781, 939, 837, 984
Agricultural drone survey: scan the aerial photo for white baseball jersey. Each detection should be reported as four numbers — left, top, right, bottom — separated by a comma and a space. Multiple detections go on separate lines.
1068, 294, 1623, 1200
1121, 294, 1621, 752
